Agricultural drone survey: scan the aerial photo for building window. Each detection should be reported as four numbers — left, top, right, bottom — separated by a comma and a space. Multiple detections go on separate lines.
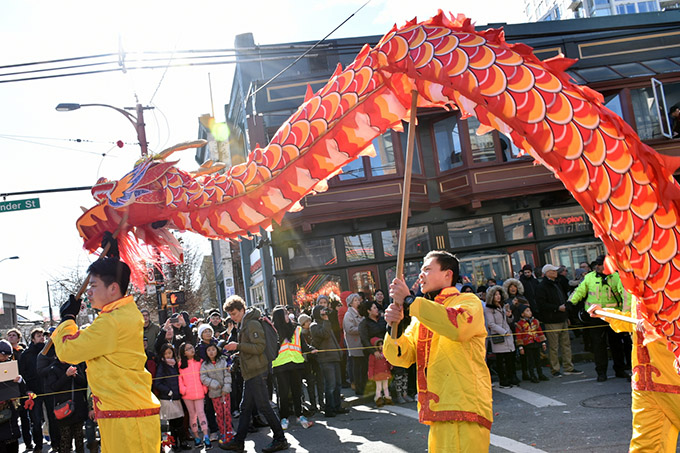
544, 241, 605, 275
386, 260, 423, 291
338, 156, 365, 181
510, 249, 536, 276
288, 238, 337, 270
433, 116, 463, 171
457, 251, 512, 287
631, 81, 680, 140
344, 234, 375, 262
381, 226, 430, 257
369, 132, 397, 176
399, 128, 422, 174
293, 273, 342, 308
467, 117, 497, 163
502, 213, 534, 241
540, 206, 592, 236
447, 217, 496, 248
499, 133, 523, 161
604, 93, 624, 120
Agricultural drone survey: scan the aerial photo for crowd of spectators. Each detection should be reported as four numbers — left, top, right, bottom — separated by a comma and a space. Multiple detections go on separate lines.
0, 253, 634, 452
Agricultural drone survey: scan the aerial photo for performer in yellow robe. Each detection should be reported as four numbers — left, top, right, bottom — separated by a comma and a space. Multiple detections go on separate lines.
385, 251, 493, 453
589, 301, 680, 452
53, 257, 160, 453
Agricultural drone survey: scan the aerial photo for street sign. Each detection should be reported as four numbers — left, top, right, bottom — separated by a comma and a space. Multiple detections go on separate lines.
0, 198, 40, 213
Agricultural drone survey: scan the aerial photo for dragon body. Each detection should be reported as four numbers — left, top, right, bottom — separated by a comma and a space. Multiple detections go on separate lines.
77, 11, 680, 370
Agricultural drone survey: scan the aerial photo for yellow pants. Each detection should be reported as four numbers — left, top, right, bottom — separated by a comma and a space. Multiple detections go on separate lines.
428, 420, 490, 453
99, 414, 160, 453
630, 390, 680, 453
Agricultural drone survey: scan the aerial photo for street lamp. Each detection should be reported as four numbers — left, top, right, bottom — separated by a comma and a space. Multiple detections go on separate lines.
0, 256, 19, 264
55, 102, 154, 156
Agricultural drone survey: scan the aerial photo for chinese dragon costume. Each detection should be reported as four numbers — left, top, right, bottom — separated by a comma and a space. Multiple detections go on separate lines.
76, 11, 680, 373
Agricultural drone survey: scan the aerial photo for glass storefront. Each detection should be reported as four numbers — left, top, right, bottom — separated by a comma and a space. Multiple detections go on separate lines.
502, 212, 533, 241
288, 238, 337, 269
458, 251, 512, 287
447, 217, 496, 248
540, 206, 591, 236
293, 273, 342, 308
385, 260, 423, 292
344, 234, 375, 262
545, 241, 605, 276
381, 226, 430, 257
348, 267, 378, 297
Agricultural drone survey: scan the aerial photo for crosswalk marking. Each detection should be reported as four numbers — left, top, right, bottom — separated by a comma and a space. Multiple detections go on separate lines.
494, 386, 566, 407
354, 404, 549, 453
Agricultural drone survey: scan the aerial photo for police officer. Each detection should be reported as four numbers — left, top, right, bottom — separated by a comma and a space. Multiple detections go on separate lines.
570, 255, 631, 382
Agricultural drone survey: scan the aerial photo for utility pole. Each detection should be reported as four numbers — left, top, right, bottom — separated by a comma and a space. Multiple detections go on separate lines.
45, 281, 54, 326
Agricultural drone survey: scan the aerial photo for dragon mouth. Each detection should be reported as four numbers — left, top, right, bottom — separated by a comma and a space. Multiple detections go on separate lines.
76, 204, 125, 253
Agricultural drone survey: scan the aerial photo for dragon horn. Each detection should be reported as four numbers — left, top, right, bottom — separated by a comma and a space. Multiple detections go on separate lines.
157, 139, 208, 160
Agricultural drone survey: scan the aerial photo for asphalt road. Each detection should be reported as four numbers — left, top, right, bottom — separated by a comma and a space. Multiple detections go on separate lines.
23, 359, 680, 452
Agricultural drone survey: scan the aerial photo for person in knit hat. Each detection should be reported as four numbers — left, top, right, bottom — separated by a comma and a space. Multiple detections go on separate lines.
515, 305, 548, 383
367, 337, 392, 407
196, 324, 217, 362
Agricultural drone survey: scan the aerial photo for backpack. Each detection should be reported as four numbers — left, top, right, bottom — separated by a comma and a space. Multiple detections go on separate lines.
259, 316, 280, 363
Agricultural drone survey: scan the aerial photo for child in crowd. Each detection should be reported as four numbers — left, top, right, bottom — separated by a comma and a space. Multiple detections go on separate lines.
200, 343, 233, 443
178, 343, 210, 448
515, 305, 549, 383
367, 337, 392, 407
154, 344, 186, 452
196, 324, 217, 362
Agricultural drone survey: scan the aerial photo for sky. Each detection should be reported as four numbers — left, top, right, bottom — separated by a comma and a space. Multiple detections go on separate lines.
0, 0, 526, 314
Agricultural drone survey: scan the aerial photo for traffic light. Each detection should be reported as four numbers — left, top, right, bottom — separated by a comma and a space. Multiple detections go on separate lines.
167, 290, 185, 307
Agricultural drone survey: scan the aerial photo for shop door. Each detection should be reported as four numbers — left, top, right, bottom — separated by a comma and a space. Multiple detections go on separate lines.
545, 241, 605, 275
507, 245, 538, 277
347, 265, 379, 300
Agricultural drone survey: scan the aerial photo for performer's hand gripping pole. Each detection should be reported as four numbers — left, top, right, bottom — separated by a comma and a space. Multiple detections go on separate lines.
41, 214, 129, 356
391, 90, 418, 340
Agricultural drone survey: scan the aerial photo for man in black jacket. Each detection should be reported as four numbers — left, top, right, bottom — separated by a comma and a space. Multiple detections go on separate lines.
18, 328, 45, 453
536, 264, 582, 377
519, 264, 540, 316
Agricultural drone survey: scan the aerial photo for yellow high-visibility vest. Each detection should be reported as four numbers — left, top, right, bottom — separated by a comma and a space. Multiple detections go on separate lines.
272, 325, 305, 367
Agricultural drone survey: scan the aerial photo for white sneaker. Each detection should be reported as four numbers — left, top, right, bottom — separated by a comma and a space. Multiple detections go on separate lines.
281, 418, 289, 430
299, 415, 313, 429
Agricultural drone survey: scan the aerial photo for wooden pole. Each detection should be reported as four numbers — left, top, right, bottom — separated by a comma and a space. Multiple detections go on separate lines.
593, 309, 637, 324
391, 90, 418, 340
41, 214, 129, 355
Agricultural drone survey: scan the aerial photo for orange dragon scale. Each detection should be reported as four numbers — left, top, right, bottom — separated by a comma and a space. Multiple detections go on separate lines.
77, 11, 680, 372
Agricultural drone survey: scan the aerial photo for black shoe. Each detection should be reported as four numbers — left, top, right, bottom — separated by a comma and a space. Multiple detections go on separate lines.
335, 407, 350, 414
510, 376, 520, 385
219, 439, 245, 452
615, 371, 631, 380
538, 374, 549, 381
522, 373, 531, 381
324, 411, 336, 418
180, 441, 193, 450
248, 424, 259, 433
262, 438, 290, 453
597, 374, 607, 382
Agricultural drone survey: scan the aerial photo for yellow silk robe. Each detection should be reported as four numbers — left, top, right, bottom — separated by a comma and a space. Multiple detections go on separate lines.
54, 295, 160, 453
384, 287, 492, 452
602, 302, 680, 452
